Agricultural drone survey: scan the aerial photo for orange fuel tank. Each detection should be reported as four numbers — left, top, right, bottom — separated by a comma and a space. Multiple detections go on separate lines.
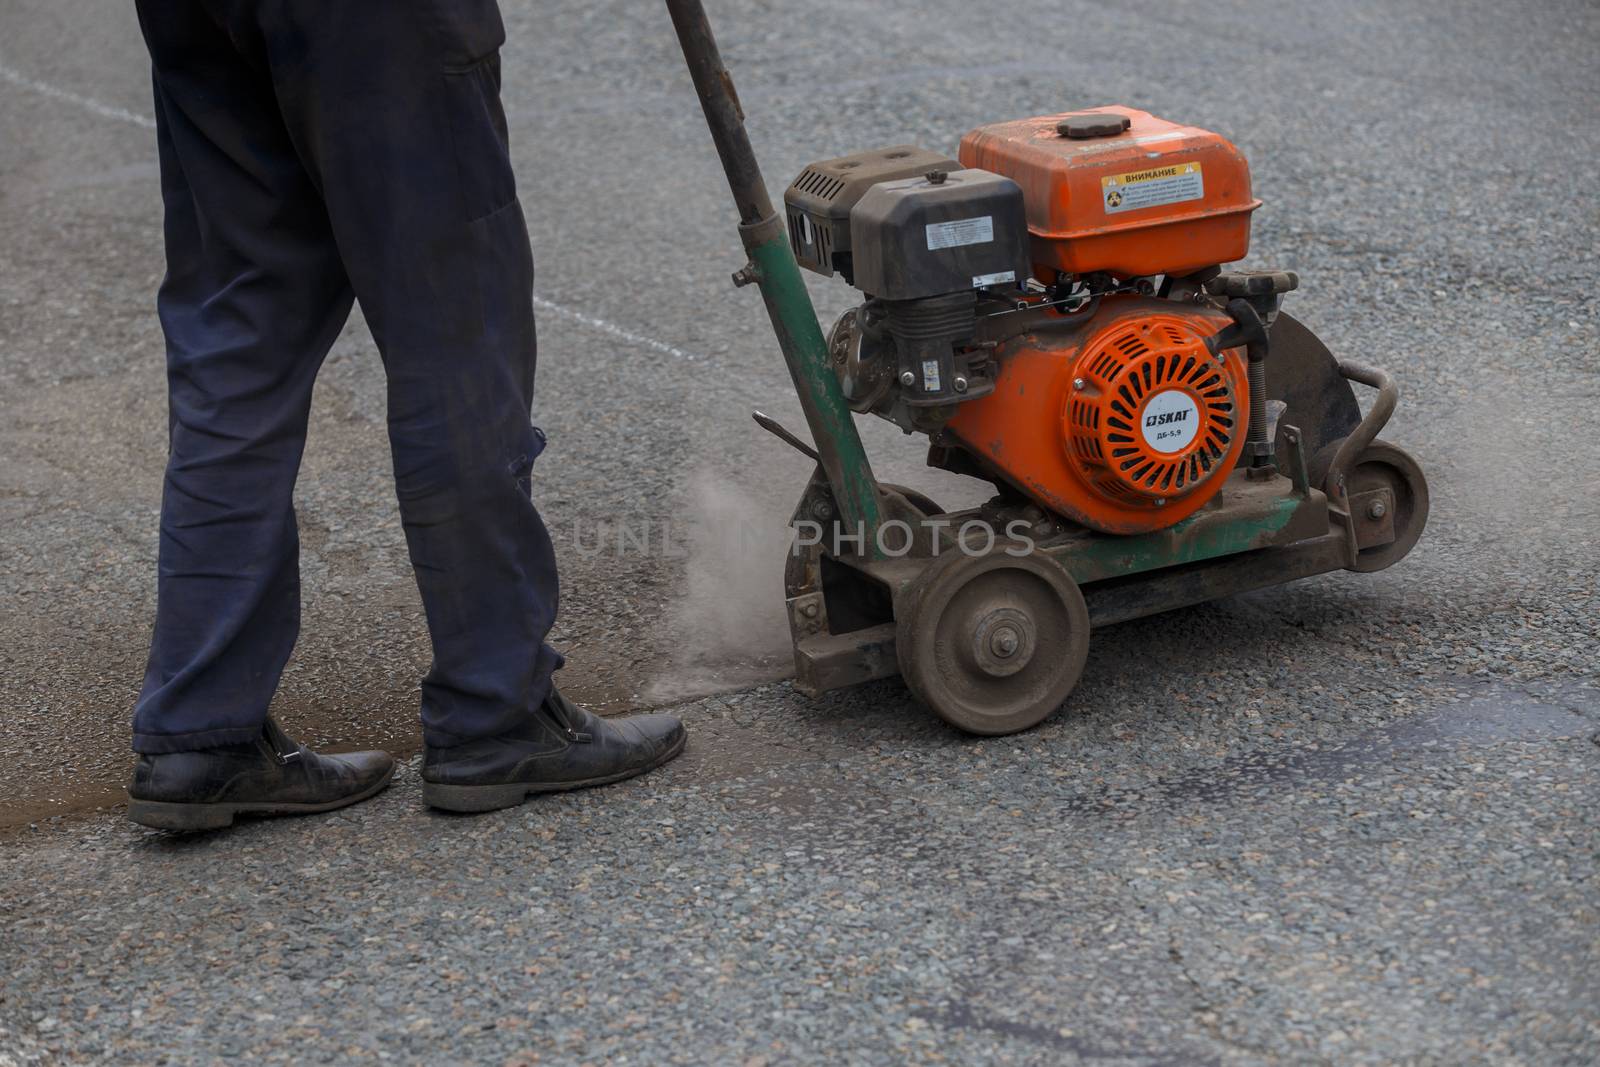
946, 298, 1250, 534
958, 106, 1259, 280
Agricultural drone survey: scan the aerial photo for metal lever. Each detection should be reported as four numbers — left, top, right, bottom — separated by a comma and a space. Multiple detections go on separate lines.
1202, 271, 1300, 471
1205, 298, 1275, 468
664, 0, 884, 557
752, 410, 820, 462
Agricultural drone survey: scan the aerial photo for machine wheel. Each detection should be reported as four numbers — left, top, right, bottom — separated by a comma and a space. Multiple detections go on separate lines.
895, 545, 1089, 736
1314, 438, 1429, 573
1342, 440, 1429, 572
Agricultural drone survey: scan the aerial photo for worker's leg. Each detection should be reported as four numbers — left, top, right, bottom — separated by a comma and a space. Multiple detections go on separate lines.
130, 5, 356, 752
257, 1, 563, 748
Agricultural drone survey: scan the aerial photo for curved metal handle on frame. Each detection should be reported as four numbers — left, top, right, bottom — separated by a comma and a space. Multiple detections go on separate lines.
1323, 359, 1399, 505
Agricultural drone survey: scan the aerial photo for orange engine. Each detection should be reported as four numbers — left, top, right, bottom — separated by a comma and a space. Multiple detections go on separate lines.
947, 298, 1249, 534
784, 107, 1270, 535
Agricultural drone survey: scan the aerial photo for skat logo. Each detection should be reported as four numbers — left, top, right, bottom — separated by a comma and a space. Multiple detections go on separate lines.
1146, 409, 1190, 427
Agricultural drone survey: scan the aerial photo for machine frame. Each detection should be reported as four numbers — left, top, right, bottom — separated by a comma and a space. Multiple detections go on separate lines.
664, 0, 1427, 734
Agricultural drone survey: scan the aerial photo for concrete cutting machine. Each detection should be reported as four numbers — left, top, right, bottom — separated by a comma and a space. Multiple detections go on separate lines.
665, 1, 1429, 735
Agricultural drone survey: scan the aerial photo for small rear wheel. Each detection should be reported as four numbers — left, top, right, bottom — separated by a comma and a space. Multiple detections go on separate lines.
1315, 438, 1429, 573
895, 545, 1089, 736
1343, 440, 1429, 572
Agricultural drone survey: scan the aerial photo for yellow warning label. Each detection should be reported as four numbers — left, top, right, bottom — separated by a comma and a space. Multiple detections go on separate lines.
1101, 163, 1204, 214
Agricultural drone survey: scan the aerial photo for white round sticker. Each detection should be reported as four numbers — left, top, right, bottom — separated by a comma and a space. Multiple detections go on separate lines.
1140, 389, 1199, 453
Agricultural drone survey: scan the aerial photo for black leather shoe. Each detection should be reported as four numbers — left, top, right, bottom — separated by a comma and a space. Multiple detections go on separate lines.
127, 718, 394, 831
422, 688, 686, 813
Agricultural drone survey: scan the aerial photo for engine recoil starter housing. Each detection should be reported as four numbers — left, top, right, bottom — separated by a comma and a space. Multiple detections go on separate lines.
946, 297, 1250, 534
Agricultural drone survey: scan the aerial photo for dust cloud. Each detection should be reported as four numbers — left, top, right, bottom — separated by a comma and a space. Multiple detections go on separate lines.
640, 413, 988, 705
1444, 384, 1598, 545
644, 468, 797, 703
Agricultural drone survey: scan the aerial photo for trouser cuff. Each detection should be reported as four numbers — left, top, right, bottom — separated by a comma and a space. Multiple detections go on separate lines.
421, 671, 557, 750
132, 723, 263, 754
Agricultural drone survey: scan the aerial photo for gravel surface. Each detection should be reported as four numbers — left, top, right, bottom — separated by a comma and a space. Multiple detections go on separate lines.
2, 0, 1598, 1062
2, 675, 1597, 1065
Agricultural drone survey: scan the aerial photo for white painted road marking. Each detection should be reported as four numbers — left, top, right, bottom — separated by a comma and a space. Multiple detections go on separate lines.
0, 57, 157, 129
532, 298, 702, 363
0, 58, 704, 364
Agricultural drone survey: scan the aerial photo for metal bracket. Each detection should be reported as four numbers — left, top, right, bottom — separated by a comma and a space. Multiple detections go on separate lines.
1349, 486, 1398, 550
1279, 422, 1311, 495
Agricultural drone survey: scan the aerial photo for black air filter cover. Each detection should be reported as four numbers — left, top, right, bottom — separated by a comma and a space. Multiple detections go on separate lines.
849, 168, 1029, 301
784, 145, 958, 280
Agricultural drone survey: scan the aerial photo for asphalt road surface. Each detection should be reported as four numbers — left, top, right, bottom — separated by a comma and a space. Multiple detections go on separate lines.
2, 0, 1597, 1063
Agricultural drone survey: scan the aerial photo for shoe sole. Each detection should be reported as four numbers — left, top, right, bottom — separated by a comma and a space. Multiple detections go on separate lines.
126, 764, 396, 831
422, 730, 688, 814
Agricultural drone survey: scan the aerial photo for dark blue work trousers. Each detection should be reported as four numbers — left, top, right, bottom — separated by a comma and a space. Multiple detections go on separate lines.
131, 1, 563, 753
